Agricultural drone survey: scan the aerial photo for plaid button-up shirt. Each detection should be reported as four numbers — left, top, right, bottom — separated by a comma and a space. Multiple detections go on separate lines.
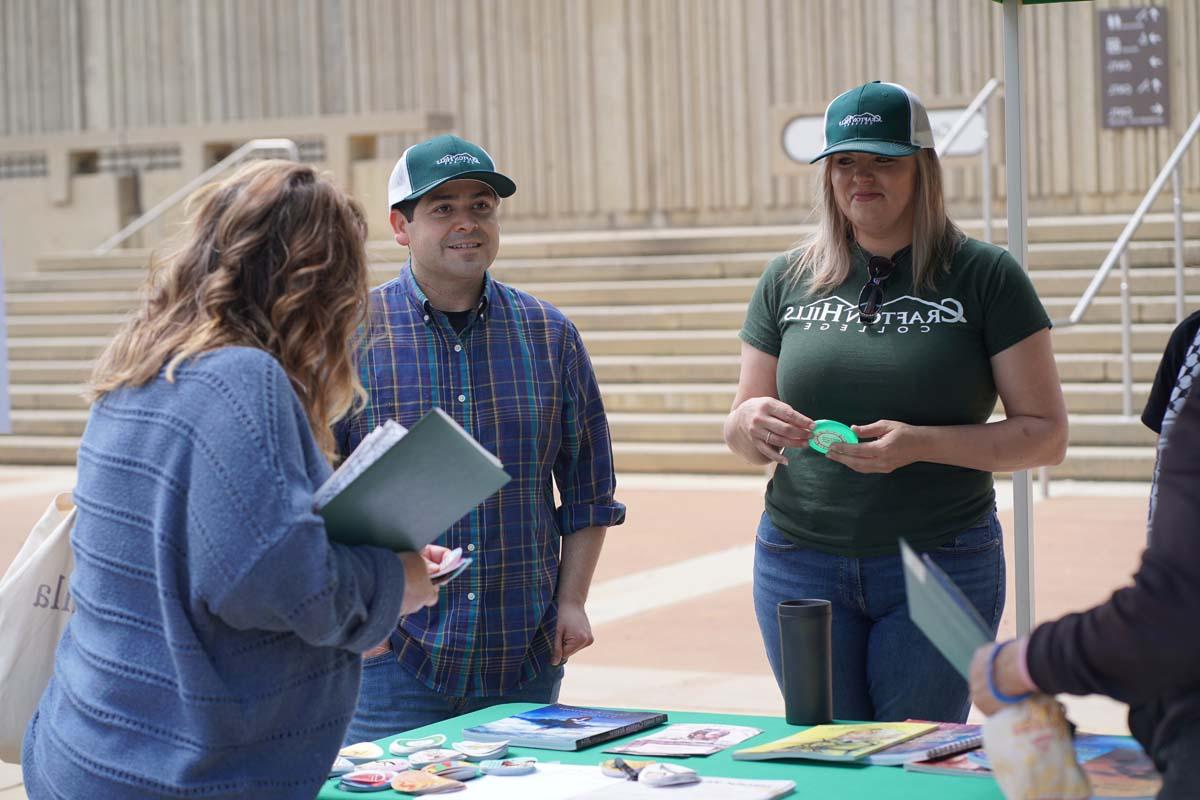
336, 264, 625, 696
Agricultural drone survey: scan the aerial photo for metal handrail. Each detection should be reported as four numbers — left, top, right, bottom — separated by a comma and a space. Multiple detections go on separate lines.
1052, 111, 1200, 416
937, 79, 1002, 243
1055, 112, 1200, 329
935, 78, 1001, 159
94, 138, 301, 254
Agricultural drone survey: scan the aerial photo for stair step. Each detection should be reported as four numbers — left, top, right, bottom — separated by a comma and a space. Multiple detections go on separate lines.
8, 410, 90, 436
7, 315, 127, 338
605, 412, 1159, 447
0, 436, 80, 465
1050, 446, 1156, 481
10, 385, 88, 410
611, 442, 1155, 479
598, 382, 1154, 415
6, 337, 112, 360
9, 360, 94, 383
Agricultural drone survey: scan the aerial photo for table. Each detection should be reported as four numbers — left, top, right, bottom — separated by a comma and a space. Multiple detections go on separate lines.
317, 704, 1004, 799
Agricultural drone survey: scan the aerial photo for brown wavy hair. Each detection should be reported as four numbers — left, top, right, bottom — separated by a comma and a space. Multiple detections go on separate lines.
89, 160, 369, 460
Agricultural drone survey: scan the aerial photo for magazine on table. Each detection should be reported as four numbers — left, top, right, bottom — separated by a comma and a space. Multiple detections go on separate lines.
903, 750, 994, 778
315, 407, 510, 552
863, 720, 982, 766
605, 723, 762, 757
732, 722, 937, 763
906, 733, 1161, 799
461, 704, 667, 751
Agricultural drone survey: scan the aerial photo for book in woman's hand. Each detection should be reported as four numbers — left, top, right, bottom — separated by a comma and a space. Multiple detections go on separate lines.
316, 407, 510, 552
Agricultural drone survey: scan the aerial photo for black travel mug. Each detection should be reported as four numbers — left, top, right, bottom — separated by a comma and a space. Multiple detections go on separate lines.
777, 599, 833, 725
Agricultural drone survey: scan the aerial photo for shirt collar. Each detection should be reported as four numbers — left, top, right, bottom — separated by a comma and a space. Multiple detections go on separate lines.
398, 261, 494, 322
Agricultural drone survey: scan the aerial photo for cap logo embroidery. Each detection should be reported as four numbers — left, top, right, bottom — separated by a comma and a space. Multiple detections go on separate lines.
435, 153, 482, 166
839, 112, 883, 127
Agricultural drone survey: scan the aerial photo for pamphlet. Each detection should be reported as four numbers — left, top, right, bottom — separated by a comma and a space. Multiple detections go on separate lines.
461, 704, 667, 751
732, 722, 937, 763
904, 750, 994, 778
605, 723, 762, 757
899, 538, 992, 679
316, 407, 510, 552
907, 733, 1161, 798
863, 721, 982, 766
568, 775, 797, 799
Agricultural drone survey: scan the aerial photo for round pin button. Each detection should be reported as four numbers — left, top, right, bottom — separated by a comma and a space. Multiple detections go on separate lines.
389, 733, 447, 756
808, 419, 859, 454
480, 757, 537, 775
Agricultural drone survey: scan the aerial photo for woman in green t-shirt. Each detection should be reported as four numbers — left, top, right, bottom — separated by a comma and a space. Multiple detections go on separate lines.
724, 81, 1068, 722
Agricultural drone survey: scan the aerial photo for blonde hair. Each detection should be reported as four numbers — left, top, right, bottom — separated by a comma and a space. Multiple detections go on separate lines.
89, 160, 369, 460
785, 149, 965, 295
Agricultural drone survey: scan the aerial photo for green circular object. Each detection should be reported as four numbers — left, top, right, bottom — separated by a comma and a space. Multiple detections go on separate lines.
808, 419, 859, 454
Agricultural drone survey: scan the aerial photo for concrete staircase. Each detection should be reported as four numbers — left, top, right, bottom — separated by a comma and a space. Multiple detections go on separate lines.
6, 213, 1200, 479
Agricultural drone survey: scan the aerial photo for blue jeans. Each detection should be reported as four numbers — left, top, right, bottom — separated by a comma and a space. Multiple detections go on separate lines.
753, 510, 1005, 723
342, 654, 564, 745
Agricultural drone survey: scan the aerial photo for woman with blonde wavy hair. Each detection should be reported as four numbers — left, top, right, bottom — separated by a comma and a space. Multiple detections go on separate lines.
724, 82, 1068, 723
23, 160, 438, 799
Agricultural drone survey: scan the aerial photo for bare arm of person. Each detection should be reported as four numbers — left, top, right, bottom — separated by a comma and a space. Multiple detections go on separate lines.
723, 343, 815, 466
553, 525, 607, 665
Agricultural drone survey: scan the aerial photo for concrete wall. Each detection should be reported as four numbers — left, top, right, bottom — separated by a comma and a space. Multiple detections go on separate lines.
2, 0, 1200, 273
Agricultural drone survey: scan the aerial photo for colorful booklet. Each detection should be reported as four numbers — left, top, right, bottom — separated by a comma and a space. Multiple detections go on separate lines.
732, 722, 937, 763
461, 704, 667, 751
904, 750, 994, 778
605, 723, 762, 757
907, 733, 1161, 798
863, 721, 982, 766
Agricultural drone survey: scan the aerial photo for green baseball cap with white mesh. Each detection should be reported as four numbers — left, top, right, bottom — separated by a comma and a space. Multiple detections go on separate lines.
387, 134, 516, 208
810, 81, 935, 163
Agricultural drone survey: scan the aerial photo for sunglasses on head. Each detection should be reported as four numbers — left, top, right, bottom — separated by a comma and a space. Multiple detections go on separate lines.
857, 255, 896, 324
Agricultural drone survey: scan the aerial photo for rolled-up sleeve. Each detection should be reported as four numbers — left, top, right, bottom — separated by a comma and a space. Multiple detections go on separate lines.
553, 323, 626, 535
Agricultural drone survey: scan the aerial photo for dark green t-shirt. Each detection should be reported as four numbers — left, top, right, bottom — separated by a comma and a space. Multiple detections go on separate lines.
739, 237, 1051, 556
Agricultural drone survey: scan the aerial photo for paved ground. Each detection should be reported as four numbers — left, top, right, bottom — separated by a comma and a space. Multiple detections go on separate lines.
0, 467, 1154, 793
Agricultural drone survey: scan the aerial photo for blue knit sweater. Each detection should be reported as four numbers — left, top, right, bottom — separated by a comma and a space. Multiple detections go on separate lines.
23, 347, 408, 799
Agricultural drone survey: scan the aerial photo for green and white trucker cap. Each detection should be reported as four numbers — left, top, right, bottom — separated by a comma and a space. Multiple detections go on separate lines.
387, 134, 516, 208
810, 81, 935, 163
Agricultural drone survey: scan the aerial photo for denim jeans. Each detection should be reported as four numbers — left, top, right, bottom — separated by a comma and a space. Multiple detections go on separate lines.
342, 654, 564, 745
753, 510, 1005, 723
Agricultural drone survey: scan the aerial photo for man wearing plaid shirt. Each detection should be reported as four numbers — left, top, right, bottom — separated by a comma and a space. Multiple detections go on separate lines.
338, 135, 625, 742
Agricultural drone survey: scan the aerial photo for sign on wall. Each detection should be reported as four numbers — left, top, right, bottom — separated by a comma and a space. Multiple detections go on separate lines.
1097, 6, 1170, 128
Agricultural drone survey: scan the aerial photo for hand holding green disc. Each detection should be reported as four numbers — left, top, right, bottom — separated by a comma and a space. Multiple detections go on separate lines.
808, 419, 859, 454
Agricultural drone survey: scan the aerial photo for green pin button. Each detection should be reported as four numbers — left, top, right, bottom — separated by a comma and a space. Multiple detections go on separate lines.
809, 419, 859, 454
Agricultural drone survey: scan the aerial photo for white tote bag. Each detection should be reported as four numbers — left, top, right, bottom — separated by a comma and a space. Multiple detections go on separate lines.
0, 492, 76, 763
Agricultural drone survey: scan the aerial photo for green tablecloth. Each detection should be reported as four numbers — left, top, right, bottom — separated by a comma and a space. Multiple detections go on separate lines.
317, 704, 1004, 799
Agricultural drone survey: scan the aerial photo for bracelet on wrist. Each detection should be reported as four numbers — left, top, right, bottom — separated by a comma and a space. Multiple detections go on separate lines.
988, 640, 1034, 705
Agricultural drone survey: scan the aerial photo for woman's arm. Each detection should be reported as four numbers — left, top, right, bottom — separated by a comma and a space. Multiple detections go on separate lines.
825, 328, 1068, 474
723, 342, 814, 466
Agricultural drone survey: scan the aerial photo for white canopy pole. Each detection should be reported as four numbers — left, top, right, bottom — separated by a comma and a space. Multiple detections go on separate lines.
1003, 0, 1035, 637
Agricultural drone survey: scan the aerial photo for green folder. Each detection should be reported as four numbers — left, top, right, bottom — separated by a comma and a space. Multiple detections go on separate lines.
317, 408, 511, 551
899, 539, 992, 680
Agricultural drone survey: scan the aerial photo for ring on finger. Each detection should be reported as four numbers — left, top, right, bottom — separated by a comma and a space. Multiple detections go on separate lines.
765, 431, 774, 447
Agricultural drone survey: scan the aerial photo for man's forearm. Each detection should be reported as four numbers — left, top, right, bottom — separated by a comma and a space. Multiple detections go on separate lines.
557, 526, 607, 604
